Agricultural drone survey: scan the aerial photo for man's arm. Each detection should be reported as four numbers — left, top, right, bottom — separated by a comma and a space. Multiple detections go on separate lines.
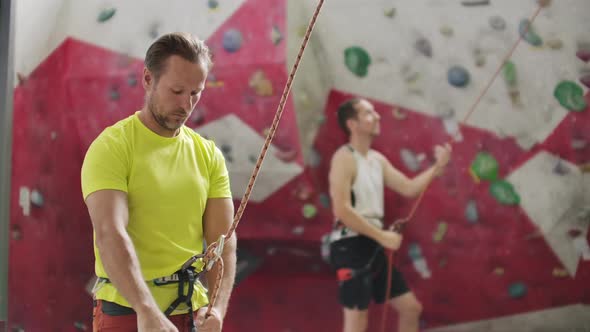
85, 190, 174, 329
378, 144, 452, 198
202, 197, 236, 320
329, 148, 402, 250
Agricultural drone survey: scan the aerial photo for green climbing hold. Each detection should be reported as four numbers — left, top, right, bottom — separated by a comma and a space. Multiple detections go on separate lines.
503, 61, 518, 88
518, 19, 543, 47
554, 81, 587, 112
490, 180, 520, 205
433, 222, 447, 242
98, 8, 116, 23
508, 282, 527, 298
344, 46, 371, 78
470, 152, 499, 181
303, 203, 318, 219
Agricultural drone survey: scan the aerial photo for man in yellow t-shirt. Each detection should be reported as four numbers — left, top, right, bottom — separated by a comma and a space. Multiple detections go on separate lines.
81, 32, 236, 332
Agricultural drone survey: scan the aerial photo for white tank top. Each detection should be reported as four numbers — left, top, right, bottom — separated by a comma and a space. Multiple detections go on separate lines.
330, 145, 384, 241
350, 146, 384, 220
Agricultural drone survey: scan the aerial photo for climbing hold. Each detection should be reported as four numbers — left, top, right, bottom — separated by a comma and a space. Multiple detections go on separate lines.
489, 16, 506, 31
552, 268, 568, 277
415, 38, 432, 58
74, 321, 88, 331
580, 75, 590, 89
537, 0, 551, 7
474, 53, 486, 67
568, 229, 582, 238
408, 243, 431, 278
220, 144, 233, 163
490, 180, 520, 205
577, 50, 590, 63
494, 267, 504, 275
384, 7, 396, 18
16, 72, 26, 85
11, 225, 22, 240
344, 46, 372, 78
127, 73, 138, 87
222, 29, 243, 53
248, 155, 257, 164
30, 189, 44, 207
392, 107, 407, 120
503, 61, 518, 88
148, 22, 160, 39
303, 204, 318, 219
109, 87, 120, 101
432, 222, 447, 243
554, 81, 587, 112
470, 152, 499, 182
408, 243, 422, 260
294, 183, 312, 201
400, 148, 420, 172
292, 226, 305, 235
440, 25, 454, 37
519, 19, 543, 47
262, 127, 271, 137
447, 66, 470, 88
208, 0, 219, 9
553, 159, 570, 175
508, 282, 527, 298
249, 70, 273, 97
97, 8, 116, 23
190, 107, 206, 125
546, 39, 563, 50
461, 0, 490, 6
308, 148, 322, 168
465, 199, 479, 223
571, 137, 587, 150
275, 147, 297, 162
296, 25, 307, 38
319, 193, 330, 208
271, 25, 283, 45
206, 74, 224, 88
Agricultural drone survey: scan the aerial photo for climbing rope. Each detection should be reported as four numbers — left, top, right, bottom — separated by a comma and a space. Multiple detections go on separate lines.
379, 4, 544, 331
185, 0, 327, 322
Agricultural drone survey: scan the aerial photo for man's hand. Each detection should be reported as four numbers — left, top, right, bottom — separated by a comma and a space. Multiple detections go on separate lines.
196, 307, 223, 332
137, 307, 178, 332
376, 230, 403, 251
434, 143, 452, 174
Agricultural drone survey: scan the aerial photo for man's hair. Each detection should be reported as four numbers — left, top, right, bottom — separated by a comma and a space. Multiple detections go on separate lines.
337, 98, 362, 136
144, 32, 212, 81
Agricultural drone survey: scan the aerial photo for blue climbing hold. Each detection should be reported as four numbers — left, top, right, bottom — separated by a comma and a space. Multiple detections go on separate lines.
319, 193, 331, 208
408, 243, 422, 260
448, 66, 470, 87
223, 29, 243, 53
208, 0, 219, 9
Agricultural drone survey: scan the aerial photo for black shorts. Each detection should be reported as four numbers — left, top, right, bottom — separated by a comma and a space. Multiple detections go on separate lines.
329, 235, 410, 310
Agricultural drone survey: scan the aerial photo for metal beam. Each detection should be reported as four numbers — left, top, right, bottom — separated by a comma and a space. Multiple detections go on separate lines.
0, 0, 15, 323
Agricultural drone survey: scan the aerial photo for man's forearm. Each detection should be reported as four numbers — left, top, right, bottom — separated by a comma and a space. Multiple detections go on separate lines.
408, 164, 441, 197
96, 229, 158, 314
205, 236, 236, 318
337, 206, 383, 241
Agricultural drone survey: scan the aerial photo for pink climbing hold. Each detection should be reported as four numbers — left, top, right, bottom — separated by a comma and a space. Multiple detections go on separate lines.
577, 50, 590, 63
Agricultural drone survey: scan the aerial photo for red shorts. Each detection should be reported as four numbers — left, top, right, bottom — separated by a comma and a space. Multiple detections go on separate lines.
93, 300, 198, 332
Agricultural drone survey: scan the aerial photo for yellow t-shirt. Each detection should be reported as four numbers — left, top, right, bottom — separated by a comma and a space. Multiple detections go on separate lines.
81, 111, 231, 314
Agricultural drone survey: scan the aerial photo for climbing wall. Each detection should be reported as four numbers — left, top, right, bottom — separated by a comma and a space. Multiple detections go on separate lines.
7, 0, 590, 331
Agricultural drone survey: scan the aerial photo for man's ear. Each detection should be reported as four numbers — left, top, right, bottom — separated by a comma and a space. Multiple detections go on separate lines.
143, 67, 153, 90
